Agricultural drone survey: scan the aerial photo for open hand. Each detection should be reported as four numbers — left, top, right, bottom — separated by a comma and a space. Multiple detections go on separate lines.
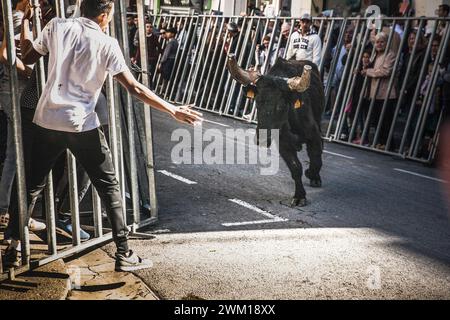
173, 104, 203, 126
23, 3, 34, 20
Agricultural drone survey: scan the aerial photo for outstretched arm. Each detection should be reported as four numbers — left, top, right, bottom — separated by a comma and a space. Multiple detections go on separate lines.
114, 70, 203, 125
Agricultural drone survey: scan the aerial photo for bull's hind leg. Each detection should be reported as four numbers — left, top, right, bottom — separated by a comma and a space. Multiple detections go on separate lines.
279, 137, 307, 207
305, 132, 323, 188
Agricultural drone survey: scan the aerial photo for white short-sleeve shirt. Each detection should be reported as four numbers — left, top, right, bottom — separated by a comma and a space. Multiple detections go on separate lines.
32, 17, 129, 132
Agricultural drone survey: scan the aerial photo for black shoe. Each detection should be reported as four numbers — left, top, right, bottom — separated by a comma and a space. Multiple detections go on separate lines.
3, 243, 20, 268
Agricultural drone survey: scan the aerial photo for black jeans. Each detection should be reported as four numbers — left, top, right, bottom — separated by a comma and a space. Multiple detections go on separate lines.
0, 110, 7, 164
7, 125, 129, 254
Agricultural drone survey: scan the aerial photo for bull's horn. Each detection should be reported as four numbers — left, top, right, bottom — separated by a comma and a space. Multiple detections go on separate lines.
287, 65, 312, 92
227, 54, 261, 85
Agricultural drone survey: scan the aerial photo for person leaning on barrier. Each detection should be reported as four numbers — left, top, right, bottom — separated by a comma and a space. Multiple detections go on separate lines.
277, 22, 291, 58
361, 32, 398, 150
344, 49, 373, 145
436, 4, 449, 38
2, 0, 203, 271
132, 21, 161, 81
255, 35, 277, 72
369, 18, 401, 54
429, 36, 441, 64
126, 14, 138, 59
0, 0, 45, 233
286, 13, 322, 67
224, 21, 239, 54
158, 27, 178, 90
399, 29, 426, 116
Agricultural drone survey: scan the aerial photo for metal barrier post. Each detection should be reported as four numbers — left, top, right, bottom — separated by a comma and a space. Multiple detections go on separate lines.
117, 0, 141, 228
175, 16, 200, 102
199, 17, 226, 109
137, 0, 158, 218
385, 18, 425, 152
411, 21, 450, 158
372, 19, 410, 148
323, 18, 345, 107
194, 16, 222, 106
29, 0, 57, 255
399, 21, 438, 154
186, 16, 211, 104
220, 16, 251, 114
163, 16, 188, 100
227, 16, 256, 116
168, 16, 195, 101
361, 19, 396, 148
207, 22, 230, 112
332, 19, 362, 141
1, 0, 30, 266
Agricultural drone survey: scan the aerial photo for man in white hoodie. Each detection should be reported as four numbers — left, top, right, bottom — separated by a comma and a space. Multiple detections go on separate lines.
286, 13, 322, 67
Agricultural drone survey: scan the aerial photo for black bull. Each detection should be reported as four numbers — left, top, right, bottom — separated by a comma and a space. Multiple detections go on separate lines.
227, 55, 325, 207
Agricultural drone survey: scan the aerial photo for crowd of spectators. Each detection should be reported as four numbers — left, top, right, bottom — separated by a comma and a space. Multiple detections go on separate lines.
116, 3, 450, 158
2, 3, 450, 238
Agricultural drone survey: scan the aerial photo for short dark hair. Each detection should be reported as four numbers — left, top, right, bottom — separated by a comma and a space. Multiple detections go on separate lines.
81, 0, 114, 18
439, 4, 450, 14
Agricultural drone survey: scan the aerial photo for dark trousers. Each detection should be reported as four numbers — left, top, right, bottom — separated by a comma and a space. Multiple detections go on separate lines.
7, 125, 129, 254
371, 99, 396, 145
0, 110, 7, 164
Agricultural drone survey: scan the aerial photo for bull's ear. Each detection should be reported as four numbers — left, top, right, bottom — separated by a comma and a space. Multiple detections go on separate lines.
244, 85, 258, 100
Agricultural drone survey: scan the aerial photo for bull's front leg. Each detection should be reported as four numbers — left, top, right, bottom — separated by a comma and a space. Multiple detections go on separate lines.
278, 130, 307, 207
305, 126, 323, 188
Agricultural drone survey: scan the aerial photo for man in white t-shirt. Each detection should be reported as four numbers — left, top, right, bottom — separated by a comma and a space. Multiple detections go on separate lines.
3, 0, 203, 271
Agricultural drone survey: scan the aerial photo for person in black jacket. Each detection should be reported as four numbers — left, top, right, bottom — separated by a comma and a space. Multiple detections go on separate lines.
159, 27, 178, 88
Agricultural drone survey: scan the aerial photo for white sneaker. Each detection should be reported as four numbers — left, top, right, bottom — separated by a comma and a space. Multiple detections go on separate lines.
29, 218, 46, 232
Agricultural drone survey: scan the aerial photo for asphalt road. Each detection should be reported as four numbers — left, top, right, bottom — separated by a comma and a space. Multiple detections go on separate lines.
106, 108, 450, 299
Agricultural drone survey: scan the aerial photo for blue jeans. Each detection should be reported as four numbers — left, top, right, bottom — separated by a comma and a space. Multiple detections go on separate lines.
0, 94, 16, 214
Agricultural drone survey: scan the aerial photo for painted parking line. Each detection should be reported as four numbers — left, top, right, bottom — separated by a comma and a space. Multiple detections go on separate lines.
157, 170, 197, 185
323, 150, 355, 160
393, 168, 447, 183
228, 198, 280, 219
222, 198, 288, 227
202, 119, 231, 127
222, 217, 288, 227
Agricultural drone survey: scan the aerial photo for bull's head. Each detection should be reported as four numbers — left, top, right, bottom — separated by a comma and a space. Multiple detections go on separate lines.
227, 54, 312, 147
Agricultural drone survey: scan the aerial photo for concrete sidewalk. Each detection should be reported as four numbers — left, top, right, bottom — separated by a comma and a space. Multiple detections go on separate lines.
0, 233, 159, 300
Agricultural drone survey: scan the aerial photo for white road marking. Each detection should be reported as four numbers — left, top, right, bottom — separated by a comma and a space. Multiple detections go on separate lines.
323, 150, 355, 160
228, 198, 280, 219
394, 168, 447, 183
157, 170, 197, 185
202, 119, 231, 127
222, 218, 288, 227
223, 198, 289, 227
150, 229, 171, 234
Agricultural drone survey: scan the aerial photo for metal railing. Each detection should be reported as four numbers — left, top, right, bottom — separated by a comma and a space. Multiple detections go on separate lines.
0, 0, 158, 280
143, 13, 450, 164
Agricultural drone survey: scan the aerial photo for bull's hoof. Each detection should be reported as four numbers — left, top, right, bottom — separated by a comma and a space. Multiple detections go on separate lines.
291, 197, 307, 207
305, 169, 322, 188
310, 179, 322, 188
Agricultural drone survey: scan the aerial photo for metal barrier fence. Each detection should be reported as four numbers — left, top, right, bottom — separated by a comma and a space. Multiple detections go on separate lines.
0, 0, 157, 280
144, 13, 450, 164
